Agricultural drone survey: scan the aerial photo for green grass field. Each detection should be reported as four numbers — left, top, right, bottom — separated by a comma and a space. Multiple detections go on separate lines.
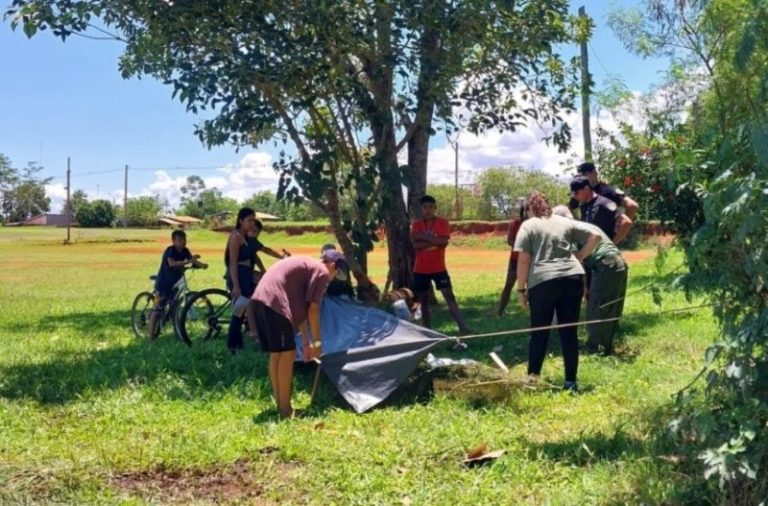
0, 227, 716, 504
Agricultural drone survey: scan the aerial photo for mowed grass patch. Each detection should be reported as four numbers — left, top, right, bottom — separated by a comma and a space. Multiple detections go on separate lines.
0, 227, 715, 504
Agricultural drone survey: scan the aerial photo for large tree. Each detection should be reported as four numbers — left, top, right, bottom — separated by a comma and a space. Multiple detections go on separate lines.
6, 0, 577, 288
0, 162, 51, 223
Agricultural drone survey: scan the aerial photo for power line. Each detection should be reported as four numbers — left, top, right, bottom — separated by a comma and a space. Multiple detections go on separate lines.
588, 41, 611, 77
69, 168, 124, 178
130, 166, 229, 172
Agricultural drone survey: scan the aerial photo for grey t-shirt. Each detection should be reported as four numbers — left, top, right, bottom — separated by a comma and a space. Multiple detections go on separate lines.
252, 257, 331, 329
574, 221, 623, 270
513, 216, 598, 289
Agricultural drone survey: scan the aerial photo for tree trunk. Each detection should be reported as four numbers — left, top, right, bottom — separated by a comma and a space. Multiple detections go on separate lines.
323, 189, 380, 305
406, 120, 431, 219
381, 167, 414, 290
406, 18, 441, 218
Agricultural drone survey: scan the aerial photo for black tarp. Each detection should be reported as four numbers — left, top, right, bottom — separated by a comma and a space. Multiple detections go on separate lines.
295, 297, 448, 413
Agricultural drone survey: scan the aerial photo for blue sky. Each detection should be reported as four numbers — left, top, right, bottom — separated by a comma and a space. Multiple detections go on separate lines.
0, 1, 667, 210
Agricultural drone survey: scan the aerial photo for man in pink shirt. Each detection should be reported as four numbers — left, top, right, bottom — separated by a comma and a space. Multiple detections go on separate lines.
252, 250, 349, 418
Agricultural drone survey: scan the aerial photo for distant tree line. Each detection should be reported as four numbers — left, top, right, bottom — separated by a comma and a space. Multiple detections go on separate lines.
0, 154, 51, 223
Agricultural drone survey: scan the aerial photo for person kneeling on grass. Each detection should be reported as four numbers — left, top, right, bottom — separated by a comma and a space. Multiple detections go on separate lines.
385, 288, 421, 322
251, 250, 349, 418
149, 229, 207, 339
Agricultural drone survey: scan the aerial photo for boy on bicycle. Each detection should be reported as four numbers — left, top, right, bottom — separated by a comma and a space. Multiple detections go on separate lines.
149, 229, 207, 338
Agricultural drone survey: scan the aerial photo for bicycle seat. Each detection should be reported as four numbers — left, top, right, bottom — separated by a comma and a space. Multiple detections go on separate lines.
149, 275, 158, 281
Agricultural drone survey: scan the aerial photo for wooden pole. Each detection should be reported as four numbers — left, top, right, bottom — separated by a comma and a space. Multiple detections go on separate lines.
579, 6, 593, 161
65, 157, 71, 244
454, 141, 460, 219
123, 164, 128, 227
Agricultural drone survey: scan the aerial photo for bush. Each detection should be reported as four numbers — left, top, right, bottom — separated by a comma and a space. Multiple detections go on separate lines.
75, 200, 115, 228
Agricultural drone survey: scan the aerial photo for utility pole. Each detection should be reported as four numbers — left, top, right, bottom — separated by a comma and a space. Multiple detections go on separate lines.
579, 5, 593, 161
454, 141, 460, 220
123, 164, 128, 228
65, 157, 71, 244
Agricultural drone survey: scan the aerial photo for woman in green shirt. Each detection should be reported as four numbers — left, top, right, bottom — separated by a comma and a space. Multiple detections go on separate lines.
513, 192, 601, 391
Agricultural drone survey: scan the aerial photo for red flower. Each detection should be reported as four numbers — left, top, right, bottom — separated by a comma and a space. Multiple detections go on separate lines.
651, 183, 661, 193
617, 159, 627, 168
624, 176, 633, 187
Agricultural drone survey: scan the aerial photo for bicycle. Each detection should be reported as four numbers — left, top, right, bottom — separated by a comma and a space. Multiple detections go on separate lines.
130, 266, 202, 342
177, 282, 237, 345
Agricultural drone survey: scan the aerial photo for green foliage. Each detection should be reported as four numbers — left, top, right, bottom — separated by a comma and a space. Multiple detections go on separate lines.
178, 187, 239, 221
241, 190, 324, 223
63, 189, 88, 217
476, 167, 569, 220
0, 227, 722, 504
594, 118, 707, 236
0, 161, 51, 223
606, 0, 768, 501
5, 0, 580, 286
75, 199, 115, 228
125, 196, 161, 228
424, 184, 474, 220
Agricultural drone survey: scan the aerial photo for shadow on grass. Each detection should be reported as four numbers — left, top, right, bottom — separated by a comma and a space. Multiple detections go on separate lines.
525, 408, 710, 504
0, 309, 131, 339
0, 309, 324, 410
429, 291, 674, 369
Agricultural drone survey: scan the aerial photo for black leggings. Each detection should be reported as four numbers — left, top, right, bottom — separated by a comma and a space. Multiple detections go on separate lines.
226, 265, 255, 350
527, 275, 583, 382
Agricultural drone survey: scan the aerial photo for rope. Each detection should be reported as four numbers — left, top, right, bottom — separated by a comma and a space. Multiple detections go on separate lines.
454, 303, 713, 341
597, 262, 686, 310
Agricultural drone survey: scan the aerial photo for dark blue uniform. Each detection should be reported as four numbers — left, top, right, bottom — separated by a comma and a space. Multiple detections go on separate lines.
569, 182, 624, 210
579, 194, 619, 240
155, 246, 192, 297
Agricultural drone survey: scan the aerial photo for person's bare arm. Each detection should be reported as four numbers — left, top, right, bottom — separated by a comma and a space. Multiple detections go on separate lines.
516, 252, 531, 310
228, 236, 243, 298
168, 254, 198, 268
621, 195, 639, 220
261, 246, 285, 259
506, 221, 517, 247
430, 236, 449, 247
307, 302, 322, 357
253, 253, 267, 273
188, 251, 207, 269
574, 233, 601, 261
298, 320, 313, 362
613, 214, 633, 245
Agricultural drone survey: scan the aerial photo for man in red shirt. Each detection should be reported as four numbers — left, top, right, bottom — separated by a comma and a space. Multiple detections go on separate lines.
411, 195, 473, 335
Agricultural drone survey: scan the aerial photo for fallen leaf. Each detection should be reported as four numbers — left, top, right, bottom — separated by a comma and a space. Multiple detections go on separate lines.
466, 442, 488, 460
463, 449, 506, 467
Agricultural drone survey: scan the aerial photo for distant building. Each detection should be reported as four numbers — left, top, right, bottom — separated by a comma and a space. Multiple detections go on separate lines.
158, 215, 204, 228
24, 214, 73, 227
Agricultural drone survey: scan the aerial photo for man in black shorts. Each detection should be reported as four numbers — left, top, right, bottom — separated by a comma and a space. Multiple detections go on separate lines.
410, 195, 473, 335
251, 250, 349, 418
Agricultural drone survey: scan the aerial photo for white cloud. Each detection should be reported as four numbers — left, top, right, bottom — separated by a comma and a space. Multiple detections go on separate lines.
424, 92, 648, 186
44, 183, 68, 213
216, 152, 280, 202
135, 150, 281, 209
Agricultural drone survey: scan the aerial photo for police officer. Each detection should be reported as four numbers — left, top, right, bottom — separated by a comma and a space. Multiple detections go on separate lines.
570, 176, 632, 245
569, 162, 639, 220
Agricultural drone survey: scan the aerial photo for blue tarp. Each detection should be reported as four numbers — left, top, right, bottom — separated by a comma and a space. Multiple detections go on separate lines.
295, 296, 448, 413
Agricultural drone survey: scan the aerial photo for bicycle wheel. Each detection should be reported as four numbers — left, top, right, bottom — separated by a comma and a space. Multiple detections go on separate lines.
131, 291, 155, 339
178, 288, 232, 344
171, 291, 192, 344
